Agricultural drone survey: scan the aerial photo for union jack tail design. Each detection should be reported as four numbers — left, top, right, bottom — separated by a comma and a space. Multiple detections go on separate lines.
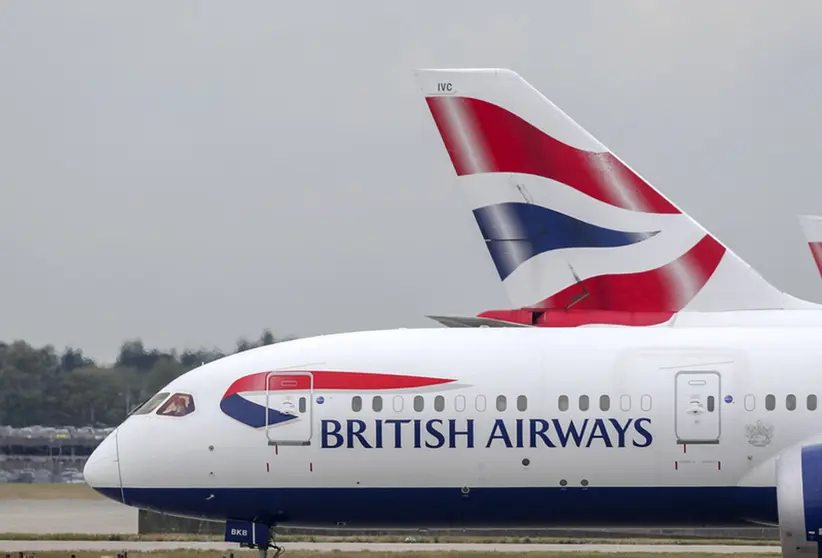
415, 68, 803, 316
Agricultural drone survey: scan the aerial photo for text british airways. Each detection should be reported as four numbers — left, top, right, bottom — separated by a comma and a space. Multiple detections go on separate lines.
321, 417, 652, 449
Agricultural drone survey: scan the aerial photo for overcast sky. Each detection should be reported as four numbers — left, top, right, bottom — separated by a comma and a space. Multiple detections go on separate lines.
1, 1, 821, 363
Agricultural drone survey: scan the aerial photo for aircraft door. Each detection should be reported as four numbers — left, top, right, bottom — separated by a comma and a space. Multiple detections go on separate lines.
265, 371, 313, 446
674, 370, 721, 444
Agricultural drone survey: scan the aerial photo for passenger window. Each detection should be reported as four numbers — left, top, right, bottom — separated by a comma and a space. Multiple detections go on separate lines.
393, 395, 403, 412
455, 395, 466, 412
413, 395, 424, 412
372, 396, 383, 412
558, 395, 569, 412
706, 396, 714, 413
786, 394, 796, 411
132, 392, 169, 415
475, 395, 487, 412
352, 396, 362, 412
620, 395, 631, 412
496, 395, 507, 412
156, 393, 195, 417
434, 395, 445, 412
517, 395, 527, 412
298, 397, 307, 414
744, 394, 755, 411
579, 395, 589, 411
809, 394, 818, 411
599, 395, 610, 411
641, 395, 652, 412
765, 394, 775, 411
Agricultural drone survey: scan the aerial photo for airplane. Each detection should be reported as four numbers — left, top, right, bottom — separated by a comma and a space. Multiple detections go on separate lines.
419, 71, 822, 328
798, 214, 822, 280
82, 69, 822, 558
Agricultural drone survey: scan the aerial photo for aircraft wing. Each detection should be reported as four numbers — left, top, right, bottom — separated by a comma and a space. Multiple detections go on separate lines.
426, 315, 531, 328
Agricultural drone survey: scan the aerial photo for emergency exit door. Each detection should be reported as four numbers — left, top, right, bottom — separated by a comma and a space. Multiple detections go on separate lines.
265, 371, 313, 446
674, 371, 721, 444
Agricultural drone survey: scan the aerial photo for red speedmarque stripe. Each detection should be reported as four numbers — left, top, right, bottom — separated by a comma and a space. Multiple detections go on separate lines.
533, 235, 725, 312
224, 371, 456, 398
425, 96, 679, 215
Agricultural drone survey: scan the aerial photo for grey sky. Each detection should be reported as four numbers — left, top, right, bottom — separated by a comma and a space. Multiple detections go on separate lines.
1, 1, 821, 363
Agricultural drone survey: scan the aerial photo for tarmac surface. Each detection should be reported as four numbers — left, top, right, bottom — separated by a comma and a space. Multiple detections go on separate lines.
0, 499, 137, 534
0, 541, 784, 553
0, 498, 784, 554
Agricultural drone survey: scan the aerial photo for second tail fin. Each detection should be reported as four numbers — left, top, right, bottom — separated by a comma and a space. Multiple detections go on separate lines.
415, 68, 808, 313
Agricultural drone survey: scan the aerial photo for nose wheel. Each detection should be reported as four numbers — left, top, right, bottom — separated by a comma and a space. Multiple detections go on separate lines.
258, 545, 283, 558
254, 526, 283, 558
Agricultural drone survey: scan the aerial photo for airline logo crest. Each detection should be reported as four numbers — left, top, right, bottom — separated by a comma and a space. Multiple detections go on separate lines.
220, 370, 456, 428
745, 420, 774, 448
424, 95, 726, 321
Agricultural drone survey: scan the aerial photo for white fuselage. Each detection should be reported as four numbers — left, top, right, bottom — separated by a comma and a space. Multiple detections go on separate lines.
84, 326, 821, 527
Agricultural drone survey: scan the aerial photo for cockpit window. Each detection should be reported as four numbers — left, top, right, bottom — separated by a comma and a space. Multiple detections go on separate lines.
131, 392, 170, 415
156, 393, 196, 417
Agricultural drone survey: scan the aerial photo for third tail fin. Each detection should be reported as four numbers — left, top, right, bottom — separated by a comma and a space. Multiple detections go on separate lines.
799, 214, 822, 280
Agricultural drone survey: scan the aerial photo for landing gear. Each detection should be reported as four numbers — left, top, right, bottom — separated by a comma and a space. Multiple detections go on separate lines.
254, 526, 283, 558
225, 520, 280, 557
257, 543, 284, 558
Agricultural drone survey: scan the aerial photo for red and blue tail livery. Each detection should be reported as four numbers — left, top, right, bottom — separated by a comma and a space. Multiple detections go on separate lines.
416, 69, 811, 326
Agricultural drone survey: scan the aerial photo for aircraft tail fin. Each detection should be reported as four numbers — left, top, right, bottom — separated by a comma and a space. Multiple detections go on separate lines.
799, 214, 822, 280
414, 68, 812, 313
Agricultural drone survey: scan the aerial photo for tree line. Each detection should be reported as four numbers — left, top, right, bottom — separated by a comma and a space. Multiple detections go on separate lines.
0, 329, 287, 428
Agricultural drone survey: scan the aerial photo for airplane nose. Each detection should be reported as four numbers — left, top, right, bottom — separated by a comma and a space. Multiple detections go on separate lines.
83, 429, 123, 503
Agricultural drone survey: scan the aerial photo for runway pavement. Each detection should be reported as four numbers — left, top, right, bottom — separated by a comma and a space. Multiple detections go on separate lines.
0, 499, 137, 534
0, 497, 785, 554
0, 541, 784, 553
